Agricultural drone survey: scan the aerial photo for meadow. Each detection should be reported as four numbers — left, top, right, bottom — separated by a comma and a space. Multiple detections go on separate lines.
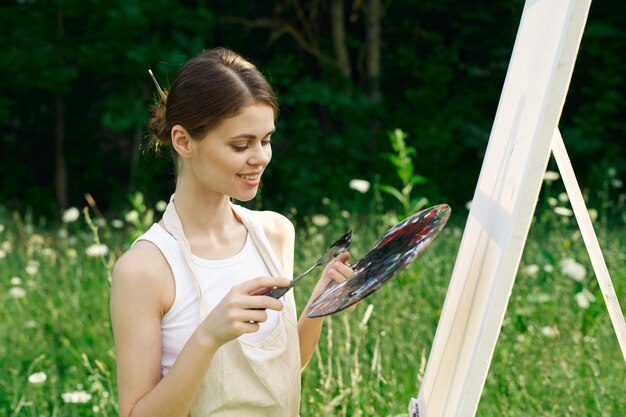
0, 193, 625, 417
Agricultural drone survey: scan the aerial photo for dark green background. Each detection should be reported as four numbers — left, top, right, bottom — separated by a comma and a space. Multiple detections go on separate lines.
1, 0, 624, 219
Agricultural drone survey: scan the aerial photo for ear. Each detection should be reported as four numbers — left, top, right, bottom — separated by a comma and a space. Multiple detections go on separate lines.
171, 125, 193, 159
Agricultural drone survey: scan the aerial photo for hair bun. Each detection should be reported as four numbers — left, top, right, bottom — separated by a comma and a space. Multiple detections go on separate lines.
148, 101, 170, 149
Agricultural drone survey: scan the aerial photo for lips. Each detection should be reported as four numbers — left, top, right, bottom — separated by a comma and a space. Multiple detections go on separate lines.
237, 173, 261, 181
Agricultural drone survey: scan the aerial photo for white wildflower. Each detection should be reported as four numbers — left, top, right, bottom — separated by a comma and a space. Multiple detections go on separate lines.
41, 248, 55, 258
62, 390, 92, 404
86, 244, 109, 257
523, 264, 540, 276
25, 260, 39, 276
558, 192, 569, 203
349, 179, 370, 193
540, 326, 557, 338
24, 320, 37, 329
66, 248, 78, 259
575, 288, 595, 310
10, 276, 22, 286
0, 224, 4, 233
340, 210, 350, 219
92, 405, 100, 413
543, 171, 560, 182
62, 207, 80, 223
28, 372, 47, 384
0, 241, 9, 252
0, 249, 6, 259
553, 207, 573, 217
155, 200, 167, 212
311, 214, 329, 227
124, 210, 139, 223
111, 219, 124, 229
560, 258, 585, 282
94, 218, 107, 228
543, 264, 554, 273
547, 197, 558, 207
57, 228, 68, 239
611, 179, 623, 189
9, 287, 26, 299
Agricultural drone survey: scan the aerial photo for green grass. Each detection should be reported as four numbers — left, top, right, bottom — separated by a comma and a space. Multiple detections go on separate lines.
0, 205, 624, 416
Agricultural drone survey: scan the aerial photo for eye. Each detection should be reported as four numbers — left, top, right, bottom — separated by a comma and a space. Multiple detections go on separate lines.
262, 138, 272, 146
231, 144, 248, 152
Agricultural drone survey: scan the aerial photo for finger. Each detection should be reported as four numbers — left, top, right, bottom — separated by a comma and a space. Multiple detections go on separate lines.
328, 268, 350, 283
239, 294, 284, 311
335, 251, 350, 263
333, 262, 355, 277
236, 276, 292, 294
240, 309, 268, 324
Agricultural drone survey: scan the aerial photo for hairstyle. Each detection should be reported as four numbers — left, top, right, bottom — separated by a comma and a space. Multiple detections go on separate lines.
147, 48, 277, 157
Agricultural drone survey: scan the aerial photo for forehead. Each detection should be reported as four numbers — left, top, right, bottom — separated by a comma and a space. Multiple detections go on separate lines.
211, 103, 275, 138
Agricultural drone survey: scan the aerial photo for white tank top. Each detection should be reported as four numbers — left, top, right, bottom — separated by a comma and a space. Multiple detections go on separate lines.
135, 223, 281, 376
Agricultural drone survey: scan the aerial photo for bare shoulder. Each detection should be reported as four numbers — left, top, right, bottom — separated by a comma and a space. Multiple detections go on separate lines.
255, 210, 295, 243
111, 240, 173, 315
255, 211, 295, 277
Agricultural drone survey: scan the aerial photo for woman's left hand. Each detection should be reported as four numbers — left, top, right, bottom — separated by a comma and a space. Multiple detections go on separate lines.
307, 251, 357, 311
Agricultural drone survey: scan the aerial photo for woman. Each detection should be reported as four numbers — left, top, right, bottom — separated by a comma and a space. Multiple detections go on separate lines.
110, 48, 354, 417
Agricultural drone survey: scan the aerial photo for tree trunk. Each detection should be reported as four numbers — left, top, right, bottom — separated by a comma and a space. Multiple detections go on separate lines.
55, 6, 68, 209
331, 0, 351, 79
366, 0, 381, 100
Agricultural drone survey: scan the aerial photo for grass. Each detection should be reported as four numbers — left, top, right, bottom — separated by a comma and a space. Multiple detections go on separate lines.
0, 202, 624, 416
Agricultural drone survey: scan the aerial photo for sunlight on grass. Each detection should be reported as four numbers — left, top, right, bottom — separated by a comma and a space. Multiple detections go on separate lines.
0, 200, 624, 416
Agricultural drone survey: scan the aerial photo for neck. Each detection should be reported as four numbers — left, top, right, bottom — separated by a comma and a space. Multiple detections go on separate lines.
171, 175, 237, 237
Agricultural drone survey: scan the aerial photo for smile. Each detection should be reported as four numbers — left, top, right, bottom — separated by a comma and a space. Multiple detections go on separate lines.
237, 174, 260, 181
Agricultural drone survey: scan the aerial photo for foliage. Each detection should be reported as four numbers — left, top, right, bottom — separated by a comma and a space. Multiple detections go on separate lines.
1, 201, 625, 416
0, 0, 624, 221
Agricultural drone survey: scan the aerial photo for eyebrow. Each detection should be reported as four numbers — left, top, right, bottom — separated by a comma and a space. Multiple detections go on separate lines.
228, 128, 275, 140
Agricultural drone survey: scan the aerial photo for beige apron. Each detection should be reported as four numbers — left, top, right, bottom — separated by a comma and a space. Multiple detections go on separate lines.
162, 196, 301, 417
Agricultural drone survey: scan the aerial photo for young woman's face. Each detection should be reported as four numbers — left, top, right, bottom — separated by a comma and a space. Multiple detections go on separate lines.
187, 102, 275, 201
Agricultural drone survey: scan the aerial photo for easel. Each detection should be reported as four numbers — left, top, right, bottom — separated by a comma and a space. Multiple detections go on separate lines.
410, 1, 626, 416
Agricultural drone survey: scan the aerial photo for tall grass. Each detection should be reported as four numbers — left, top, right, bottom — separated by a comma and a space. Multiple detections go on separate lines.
0, 199, 624, 416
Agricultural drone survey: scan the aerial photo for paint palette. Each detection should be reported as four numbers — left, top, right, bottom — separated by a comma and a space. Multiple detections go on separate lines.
306, 204, 451, 318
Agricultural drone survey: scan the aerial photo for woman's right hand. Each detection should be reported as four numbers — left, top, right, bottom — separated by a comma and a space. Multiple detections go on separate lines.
198, 276, 291, 347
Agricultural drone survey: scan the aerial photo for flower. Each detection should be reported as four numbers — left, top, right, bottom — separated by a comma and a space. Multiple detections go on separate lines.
349, 179, 370, 193
25, 260, 39, 276
28, 372, 47, 384
547, 197, 558, 207
125, 210, 139, 223
575, 288, 595, 309
66, 248, 78, 258
156, 200, 167, 212
543, 264, 554, 273
10, 276, 22, 286
611, 179, 623, 189
558, 192, 569, 203
57, 228, 68, 239
0, 224, 4, 233
560, 258, 585, 282
553, 207, 573, 216
523, 264, 539, 276
540, 326, 557, 337
86, 244, 109, 257
94, 218, 107, 228
62, 207, 80, 223
1, 241, 10, 252
62, 390, 92, 404
111, 219, 124, 229
0, 249, 5, 259
9, 287, 26, 299
543, 171, 560, 182
311, 214, 329, 227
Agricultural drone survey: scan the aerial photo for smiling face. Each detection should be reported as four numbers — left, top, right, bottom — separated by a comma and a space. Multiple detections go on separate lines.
179, 102, 275, 201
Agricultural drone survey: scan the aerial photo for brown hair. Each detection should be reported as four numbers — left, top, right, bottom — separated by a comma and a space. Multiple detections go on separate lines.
147, 48, 277, 155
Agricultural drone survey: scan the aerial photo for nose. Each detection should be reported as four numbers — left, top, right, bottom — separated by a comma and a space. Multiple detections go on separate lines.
247, 142, 271, 167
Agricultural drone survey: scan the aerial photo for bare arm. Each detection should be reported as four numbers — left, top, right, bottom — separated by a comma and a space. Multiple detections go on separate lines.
258, 211, 353, 369
111, 242, 289, 417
